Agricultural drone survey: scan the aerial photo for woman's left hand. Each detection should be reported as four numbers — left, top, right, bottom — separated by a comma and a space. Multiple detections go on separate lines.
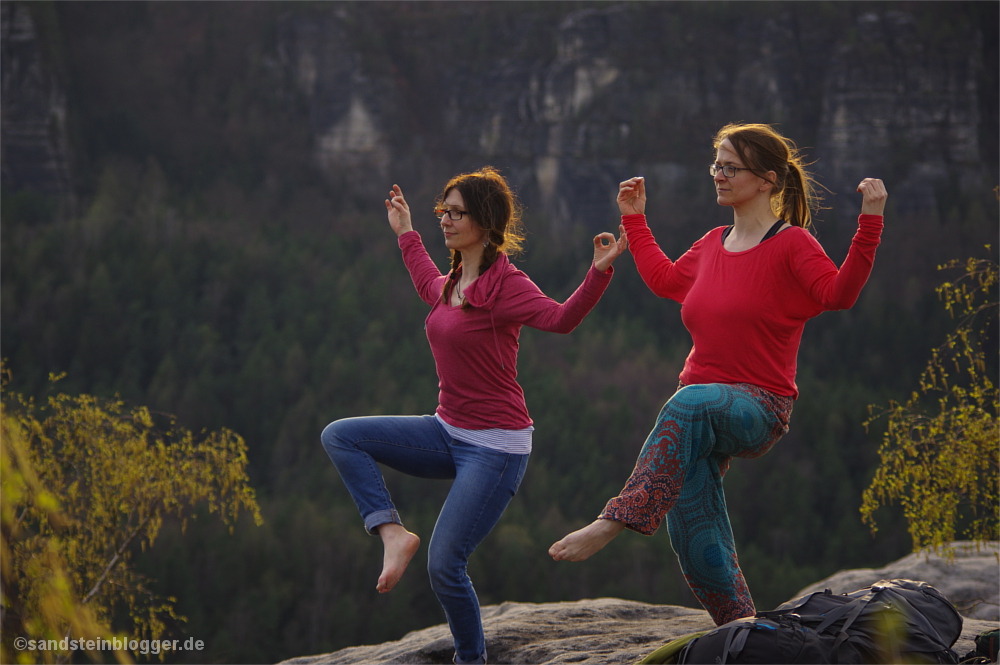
593, 224, 629, 273
857, 178, 888, 216
385, 184, 413, 236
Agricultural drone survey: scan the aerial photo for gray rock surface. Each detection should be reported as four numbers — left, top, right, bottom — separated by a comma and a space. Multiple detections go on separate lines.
281, 598, 714, 664
796, 541, 999, 621
282, 542, 1000, 664
280, 597, 997, 665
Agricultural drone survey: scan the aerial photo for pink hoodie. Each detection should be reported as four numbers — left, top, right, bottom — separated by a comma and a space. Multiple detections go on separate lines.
399, 230, 613, 430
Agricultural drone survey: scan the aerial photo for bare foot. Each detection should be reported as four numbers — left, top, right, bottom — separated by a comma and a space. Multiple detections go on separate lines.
549, 519, 625, 561
376, 523, 420, 593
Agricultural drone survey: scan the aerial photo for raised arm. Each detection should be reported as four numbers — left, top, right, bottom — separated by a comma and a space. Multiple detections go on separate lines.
390, 185, 447, 306
507, 225, 627, 331
617, 177, 697, 301
502, 264, 614, 334
794, 179, 886, 309
386, 184, 413, 236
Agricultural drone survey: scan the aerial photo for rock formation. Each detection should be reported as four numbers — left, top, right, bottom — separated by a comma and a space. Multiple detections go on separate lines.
0, 2, 74, 204
796, 541, 999, 622
280, 598, 996, 665
282, 599, 714, 665
272, 3, 997, 236
281, 542, 999, 664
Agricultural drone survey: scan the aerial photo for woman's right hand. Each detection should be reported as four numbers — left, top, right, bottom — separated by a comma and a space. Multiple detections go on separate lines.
617, 176, 646, 216
385, 184, 413, 236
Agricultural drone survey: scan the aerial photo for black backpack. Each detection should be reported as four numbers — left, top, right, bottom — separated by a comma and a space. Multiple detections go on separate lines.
676, 579, 963, 664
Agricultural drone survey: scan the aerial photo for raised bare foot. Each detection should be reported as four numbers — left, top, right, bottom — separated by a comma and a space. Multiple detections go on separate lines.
548, 519, 625, 562
376, 523, 420, 593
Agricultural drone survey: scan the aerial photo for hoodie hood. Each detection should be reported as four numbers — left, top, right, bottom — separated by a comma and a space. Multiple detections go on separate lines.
460, 251, 519, 311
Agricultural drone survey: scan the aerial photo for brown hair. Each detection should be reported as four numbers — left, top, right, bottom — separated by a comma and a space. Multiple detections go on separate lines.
437, 166, 525, 305
713, 123, 824, 230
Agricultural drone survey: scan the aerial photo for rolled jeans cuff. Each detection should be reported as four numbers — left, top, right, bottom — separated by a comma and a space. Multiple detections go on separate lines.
364, 508, 402, 535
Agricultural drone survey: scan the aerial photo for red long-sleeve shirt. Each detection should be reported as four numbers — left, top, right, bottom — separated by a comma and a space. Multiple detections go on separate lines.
622, 214, 883, 398
399, 230, 613, 429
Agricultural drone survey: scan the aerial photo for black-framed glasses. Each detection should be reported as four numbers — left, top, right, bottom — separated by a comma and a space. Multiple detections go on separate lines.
709, 164, 751, 178
435, 208, 468, 221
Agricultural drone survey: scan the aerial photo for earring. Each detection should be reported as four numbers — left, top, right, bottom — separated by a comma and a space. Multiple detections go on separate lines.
483, 238, 489, 248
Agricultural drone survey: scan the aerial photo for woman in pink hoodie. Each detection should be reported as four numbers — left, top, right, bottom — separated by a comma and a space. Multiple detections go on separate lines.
321, 166, 627, 664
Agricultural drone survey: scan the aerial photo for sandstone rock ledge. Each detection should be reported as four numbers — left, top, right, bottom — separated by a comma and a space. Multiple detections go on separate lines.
279, 597, 997, 665
282, 543, 1000, 664
281, 598, 714, 664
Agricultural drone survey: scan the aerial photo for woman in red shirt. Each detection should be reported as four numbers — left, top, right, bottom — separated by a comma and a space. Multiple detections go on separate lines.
549, 123, 888, 626
322, 166, 627, 664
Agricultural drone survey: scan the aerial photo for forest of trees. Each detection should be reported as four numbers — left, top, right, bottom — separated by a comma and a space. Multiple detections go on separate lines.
1, 2, 997, 663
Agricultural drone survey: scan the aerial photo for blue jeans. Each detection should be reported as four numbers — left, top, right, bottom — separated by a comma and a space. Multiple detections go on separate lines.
321, 415, 529, 664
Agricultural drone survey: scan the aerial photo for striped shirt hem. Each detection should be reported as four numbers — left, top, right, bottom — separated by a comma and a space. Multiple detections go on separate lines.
435, 413, 533, 455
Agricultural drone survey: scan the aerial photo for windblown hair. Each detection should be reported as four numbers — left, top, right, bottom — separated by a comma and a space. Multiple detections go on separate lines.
713, 123, 824, 230
437, 166, 525, 306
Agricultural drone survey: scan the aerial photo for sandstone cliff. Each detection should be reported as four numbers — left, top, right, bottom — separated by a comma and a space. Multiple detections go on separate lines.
7, 2, 996, 255
0, 3, 73, 204
273, 2, 997, 242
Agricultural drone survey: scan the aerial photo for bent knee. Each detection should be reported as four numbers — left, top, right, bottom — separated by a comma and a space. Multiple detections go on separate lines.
670, 383, 720, 405
320, 419, 350, 452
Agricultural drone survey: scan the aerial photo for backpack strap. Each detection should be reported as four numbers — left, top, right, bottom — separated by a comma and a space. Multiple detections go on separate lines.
829, 593, 875, 660
813, 596, 867, 634
719, 624, 752, 664
729, 625, 751, 661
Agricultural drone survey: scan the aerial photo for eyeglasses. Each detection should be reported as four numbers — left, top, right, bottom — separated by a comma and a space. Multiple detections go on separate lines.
435, 208, 469, 221
709, 164, 752, 178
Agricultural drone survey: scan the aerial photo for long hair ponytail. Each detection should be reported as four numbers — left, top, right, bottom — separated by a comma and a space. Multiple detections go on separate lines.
713, 123, 824, 230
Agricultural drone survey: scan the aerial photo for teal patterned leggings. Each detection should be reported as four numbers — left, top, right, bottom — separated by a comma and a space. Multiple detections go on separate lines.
600, 383, 793, 625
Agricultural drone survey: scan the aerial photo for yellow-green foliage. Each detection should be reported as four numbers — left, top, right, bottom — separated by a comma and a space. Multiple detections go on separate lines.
2, 403, 131, 664
862, 256, 999, 553
1, 371, 262, 662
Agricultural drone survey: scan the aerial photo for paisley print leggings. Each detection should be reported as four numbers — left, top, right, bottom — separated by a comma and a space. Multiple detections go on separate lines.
600, 383, 793, 625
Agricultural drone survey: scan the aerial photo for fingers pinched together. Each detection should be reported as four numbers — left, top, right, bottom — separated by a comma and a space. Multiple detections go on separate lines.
857, 178, 888, 217
618, 177, 646, 216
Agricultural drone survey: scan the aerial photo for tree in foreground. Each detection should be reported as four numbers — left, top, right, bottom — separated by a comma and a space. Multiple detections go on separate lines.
861, 255, 999, 553
1, 370, 263, 663
2, 404, 132, 664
